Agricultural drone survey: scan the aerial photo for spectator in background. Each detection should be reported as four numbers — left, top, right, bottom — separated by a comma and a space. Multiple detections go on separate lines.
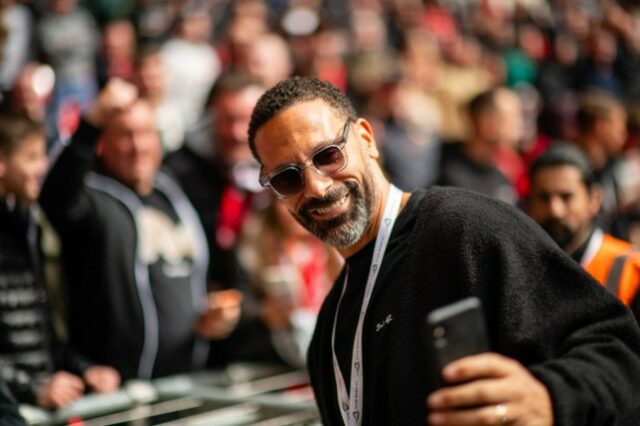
436, 87, 520, 204
218, 0, 269, 70
39, 80, 240, 380
238, 200, 342, 368
379, 79, 443, 191
574, 89, 628, 234
577, 25, 622, 96
2, 63, 52, 125
134, 44, 185, 154
165, 71, 265, 286
96, 19, 136, 88
435, 33, 490, 142
0, 63, 64, 155
164, 72, 267, 366
160, 1, 221, 131
307, 26, 349, 91
241, 33, 293, 89
528, 143, 640, 322
36, 0, 100, 138
536, 31, 580, 141
0, 110, 120, 408
0, 0, 34, 91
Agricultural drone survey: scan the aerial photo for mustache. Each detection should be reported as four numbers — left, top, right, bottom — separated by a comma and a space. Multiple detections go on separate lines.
299, 183, 353, 213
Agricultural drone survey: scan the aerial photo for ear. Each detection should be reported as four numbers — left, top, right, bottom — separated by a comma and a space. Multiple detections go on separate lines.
353, 118, 380, 160
589, 184, 602, 216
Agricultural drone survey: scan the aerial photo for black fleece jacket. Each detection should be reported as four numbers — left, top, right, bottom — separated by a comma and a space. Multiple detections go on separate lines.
309, 187, 640, 425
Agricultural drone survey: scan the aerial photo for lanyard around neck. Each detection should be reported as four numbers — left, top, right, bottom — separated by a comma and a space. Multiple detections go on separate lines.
331, 184, 403, 426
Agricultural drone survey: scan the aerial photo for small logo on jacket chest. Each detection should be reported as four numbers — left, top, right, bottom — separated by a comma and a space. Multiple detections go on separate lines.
375, 314, 393, 332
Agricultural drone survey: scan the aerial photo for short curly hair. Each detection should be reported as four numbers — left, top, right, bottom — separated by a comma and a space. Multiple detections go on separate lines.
248, 76, 357, 162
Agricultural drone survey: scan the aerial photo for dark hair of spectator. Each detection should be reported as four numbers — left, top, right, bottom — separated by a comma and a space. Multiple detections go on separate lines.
248, 76, 357, 161
134, 43, 163, 66
0, 109, 44, 155
467, 88, 498, 121
205, 71, 265, 108
529, 143, 596, 192
576, 90, 623, 135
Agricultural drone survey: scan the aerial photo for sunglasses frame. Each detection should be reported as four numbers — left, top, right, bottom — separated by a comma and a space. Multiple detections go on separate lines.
260, 118, 354, 199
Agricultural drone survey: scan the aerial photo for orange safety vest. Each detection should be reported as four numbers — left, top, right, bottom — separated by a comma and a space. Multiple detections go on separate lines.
582, 231, 640, 306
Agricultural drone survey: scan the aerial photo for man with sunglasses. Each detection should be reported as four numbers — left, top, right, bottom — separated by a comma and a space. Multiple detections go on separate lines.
248, 76, 640, 425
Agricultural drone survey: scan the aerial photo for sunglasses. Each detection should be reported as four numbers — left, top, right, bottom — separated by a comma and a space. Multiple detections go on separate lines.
260, 119, 353, 199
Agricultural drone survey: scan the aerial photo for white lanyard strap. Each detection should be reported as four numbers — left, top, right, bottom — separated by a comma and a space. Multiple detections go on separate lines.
331, 185, 403, 426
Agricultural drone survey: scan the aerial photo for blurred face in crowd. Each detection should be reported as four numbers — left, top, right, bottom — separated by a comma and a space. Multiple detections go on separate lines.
475, 89, 524, 148
136, 53, 165, 102
212, 86, 264, 167
101, 101, 161, 195
178, 11, 212, 43
12, 64, 51, 121
0, 133, 48, 205
246, 35, 293, 88
599, 105, 628, 156
495, 89, 524, 148
103, 20, 136, 62
255, 100, 380, 249
529, 165, 600, 250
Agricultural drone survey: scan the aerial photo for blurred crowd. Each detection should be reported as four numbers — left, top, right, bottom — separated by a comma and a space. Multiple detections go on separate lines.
1, 0, 640, 415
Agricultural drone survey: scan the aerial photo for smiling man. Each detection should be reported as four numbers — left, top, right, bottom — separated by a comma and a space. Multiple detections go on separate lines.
248, 77, 640, 425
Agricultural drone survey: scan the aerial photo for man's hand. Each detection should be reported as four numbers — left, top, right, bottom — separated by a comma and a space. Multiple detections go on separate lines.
84, 366, 121, 393
262, 296, 295, 330
426, 353, 553, 426
36, 371, 85, 409
195, 289, 243, 340
84, 78, 138, 127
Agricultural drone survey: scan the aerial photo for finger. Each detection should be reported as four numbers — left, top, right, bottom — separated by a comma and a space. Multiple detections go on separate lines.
429, 403, 513, 426
56, 373, 85, 391
443, 353, 520, 383
428, 378, 512, 409
50, 388, 80, 408
52, 379, 84, 398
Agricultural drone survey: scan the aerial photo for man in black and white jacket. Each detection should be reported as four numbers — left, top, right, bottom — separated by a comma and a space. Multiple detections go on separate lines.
40, 79, 241, 381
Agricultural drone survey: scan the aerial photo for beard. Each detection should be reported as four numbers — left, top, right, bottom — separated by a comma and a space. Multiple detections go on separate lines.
540, 219, 576, 248
293, 176, 374, 249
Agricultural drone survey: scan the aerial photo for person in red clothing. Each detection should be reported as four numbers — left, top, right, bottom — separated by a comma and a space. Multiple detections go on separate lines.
528, 143, 640, 321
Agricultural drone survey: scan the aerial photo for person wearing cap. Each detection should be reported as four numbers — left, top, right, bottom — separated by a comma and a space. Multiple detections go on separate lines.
248, 76, 640, 425
528, 143, 640, 322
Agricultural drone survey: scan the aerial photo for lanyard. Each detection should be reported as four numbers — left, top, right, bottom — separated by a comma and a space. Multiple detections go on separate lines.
331, 185, 403, 426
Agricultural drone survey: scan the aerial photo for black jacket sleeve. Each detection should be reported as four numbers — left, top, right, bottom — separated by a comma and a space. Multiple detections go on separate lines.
39, 120, 101, 232
405, 188, 640, 425
0, 379, 26, 426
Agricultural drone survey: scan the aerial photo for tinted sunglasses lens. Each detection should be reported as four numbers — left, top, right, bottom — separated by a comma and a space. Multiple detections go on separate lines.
270, 168, 303, 197
312, 145, 345, 174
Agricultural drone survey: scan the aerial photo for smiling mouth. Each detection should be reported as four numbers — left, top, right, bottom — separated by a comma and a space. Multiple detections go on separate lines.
307, 192, 350, 219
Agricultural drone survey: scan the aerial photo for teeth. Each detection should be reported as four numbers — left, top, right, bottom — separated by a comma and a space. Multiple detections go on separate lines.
312, 194, 347, 215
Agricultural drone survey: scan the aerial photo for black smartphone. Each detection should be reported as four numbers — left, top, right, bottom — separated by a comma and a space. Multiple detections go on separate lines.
424, 297, 489, 387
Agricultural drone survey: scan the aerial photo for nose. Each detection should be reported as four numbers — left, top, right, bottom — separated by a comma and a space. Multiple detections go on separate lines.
548, 196, 566, 219
302, 166, 333, 199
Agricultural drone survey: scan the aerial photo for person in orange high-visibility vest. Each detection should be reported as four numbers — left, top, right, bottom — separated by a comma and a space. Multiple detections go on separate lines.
528, 143, 640, 321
